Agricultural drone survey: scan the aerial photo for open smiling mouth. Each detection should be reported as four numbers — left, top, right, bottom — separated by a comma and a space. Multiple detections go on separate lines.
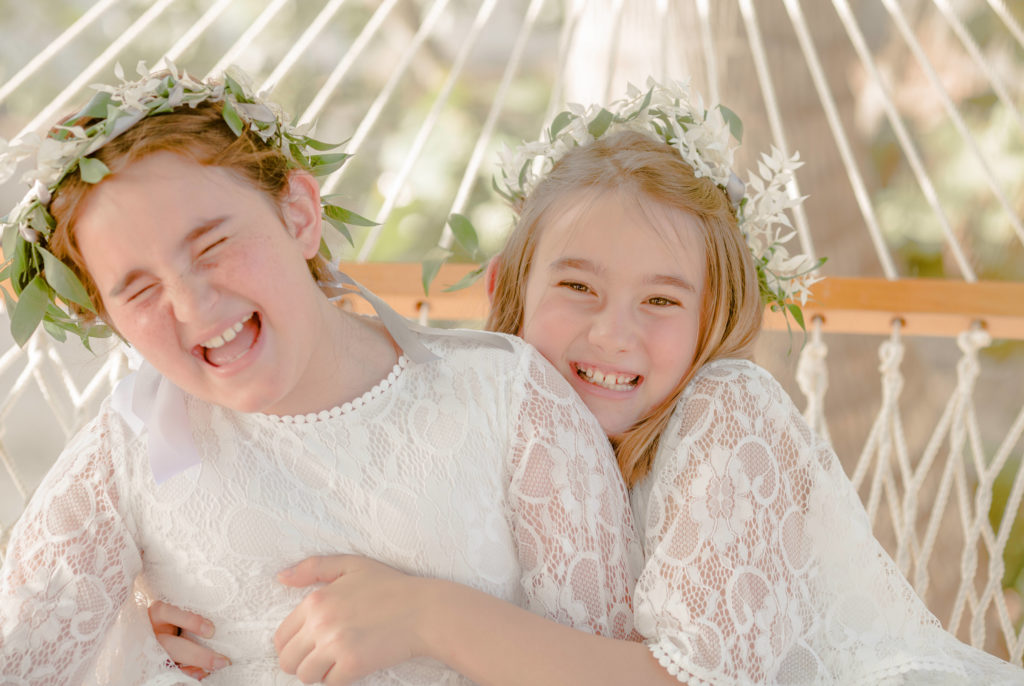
574, 363, 640, 391
196, 313, 260, 367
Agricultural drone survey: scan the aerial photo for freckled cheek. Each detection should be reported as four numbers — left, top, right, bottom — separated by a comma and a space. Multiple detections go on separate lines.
110, 306, 176, 352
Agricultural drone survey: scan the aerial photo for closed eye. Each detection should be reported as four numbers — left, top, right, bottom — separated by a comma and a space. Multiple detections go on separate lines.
199, 237, 227, 257
126, 283, 156, 303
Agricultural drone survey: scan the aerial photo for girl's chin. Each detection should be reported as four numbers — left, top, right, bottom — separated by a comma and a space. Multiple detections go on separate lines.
593, 414, 636, 439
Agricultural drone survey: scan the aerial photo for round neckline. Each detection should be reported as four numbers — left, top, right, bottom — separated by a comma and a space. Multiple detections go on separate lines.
259, 355, 409, 424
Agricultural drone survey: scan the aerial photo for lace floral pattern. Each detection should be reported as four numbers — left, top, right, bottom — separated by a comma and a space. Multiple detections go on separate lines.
632, 359, 1024, 686
0, 332, 641, 685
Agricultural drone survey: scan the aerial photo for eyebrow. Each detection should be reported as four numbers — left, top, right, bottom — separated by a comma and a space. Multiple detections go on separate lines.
108, 217, 227, 298
550, 257, 697, 293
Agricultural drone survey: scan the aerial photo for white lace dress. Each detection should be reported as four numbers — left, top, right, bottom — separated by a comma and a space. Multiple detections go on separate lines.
632, 358, 1024, 685
0, 332, 641, 686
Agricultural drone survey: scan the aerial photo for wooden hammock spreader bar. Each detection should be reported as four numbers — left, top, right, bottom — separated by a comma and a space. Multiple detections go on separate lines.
337, 262, 1024, 340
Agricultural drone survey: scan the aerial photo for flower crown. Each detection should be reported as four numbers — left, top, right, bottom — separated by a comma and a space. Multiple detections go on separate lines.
0, 61, 371, 348
495, 78, 824, 330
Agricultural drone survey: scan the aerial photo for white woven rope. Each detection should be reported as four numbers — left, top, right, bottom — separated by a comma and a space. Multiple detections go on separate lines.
851, 323, 911, 541
987, 0, 1024, 51
795, 318, 830, 445
781, 0, 899, 280
963, 415, 1007, 648
934, 0, 1024, 135
0, 343, 25, 378
897, 348, 959, 578
541, 0, 585, 129
163, 0, 234, 64
601, 0, 626, 104
300, 0, 402, 127
15, 0, 180, 142
356, 0, 499, 260
0, 0, 121, 107
655, 0, 670, 82
321, 0, 452, 195
2, 345, 47, 428
30, 341, 74, 438
881, 0, 1024, 250
0, 440, 28, 504
695, 0, 719, 106
736, 0, 816, 259
948, 395, 986, 644
71, 350, 129, 411
260, 0, 350, 94
0, 342, 47, 504
987, 405, 1024, 663
205, 0, 291, 79
442, 0, 548, 246
908, 329, 991, 602
831, 0, 976, 282
957, 396, 1024, 652
0, 337, 31, 502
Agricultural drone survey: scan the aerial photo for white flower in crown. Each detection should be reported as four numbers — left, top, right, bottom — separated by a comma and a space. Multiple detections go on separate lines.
0, 136, 40, 185
0, 60, 369, 348
496, 78, 824, 329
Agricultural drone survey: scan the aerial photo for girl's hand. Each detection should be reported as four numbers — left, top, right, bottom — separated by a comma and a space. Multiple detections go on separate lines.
148, 600, 230, 680
274, 555, 431, 685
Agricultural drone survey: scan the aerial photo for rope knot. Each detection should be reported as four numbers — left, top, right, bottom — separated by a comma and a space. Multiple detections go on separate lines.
954, 327, 991, 394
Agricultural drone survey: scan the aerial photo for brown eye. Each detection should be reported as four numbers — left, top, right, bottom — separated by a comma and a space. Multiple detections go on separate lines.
648, 296, 679, 307
559, 281, 590, 293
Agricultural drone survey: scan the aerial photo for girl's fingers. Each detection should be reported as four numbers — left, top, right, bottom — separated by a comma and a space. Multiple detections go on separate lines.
149, 600, 215, 638
180, 665, 210, 681
154, 632, 231, 673
278, 554, 353, 587
295, 649, 337, 685
274, 607, 302, 654
277, 628, 318, 676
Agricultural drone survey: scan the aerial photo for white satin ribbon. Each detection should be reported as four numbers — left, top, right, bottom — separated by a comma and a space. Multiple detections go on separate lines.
110, 361, 197, 484
110, 270, 511, 483
319, 267, 512, 358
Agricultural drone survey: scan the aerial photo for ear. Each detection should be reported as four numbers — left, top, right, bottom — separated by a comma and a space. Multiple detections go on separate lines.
484, 254, 501, 304
280, 170, 323, 260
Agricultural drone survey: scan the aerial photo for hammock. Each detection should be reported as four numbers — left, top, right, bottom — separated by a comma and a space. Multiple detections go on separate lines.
1, 0, 1022, 665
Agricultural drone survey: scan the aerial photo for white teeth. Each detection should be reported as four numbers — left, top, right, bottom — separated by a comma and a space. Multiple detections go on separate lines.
577, 365, 639, 391
202, 316, 249, 349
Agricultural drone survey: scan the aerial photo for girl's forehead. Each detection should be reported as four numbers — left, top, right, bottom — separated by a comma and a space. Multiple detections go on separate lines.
540, 187, 704, 254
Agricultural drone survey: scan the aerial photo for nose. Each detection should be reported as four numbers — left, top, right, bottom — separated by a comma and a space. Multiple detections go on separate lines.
588, 300, 638, 353
168, 272, 218, 323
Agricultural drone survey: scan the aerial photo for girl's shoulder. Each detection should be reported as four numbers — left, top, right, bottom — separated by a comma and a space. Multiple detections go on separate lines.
77, 393, 145, 455
413, 328, 587, 410
638, 357, 824, 498
665, 357, 806, 444
682, 357, 789, 402
416, 326, 524, 352
415, 327, 540, 372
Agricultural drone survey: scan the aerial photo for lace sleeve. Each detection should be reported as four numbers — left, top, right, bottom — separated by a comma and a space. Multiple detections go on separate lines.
505, 347, 641, 640
632, 360, 840, 684
632, 360, 1024, 685
0, 407, 179, 685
